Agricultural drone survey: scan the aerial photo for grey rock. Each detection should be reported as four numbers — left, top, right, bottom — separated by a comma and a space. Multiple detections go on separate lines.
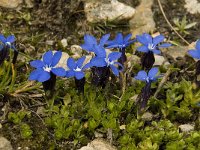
141, 112, 153, 121
79, 138, 117, 150
184, 0, 200, 14
84, 0, 135, 23
0, 0, 22, 8
154, 55, 170, 66
0, 137, 13, 150
61, 39, 68, 48
179, 124, 194, 132
163, 46, 189, 60
129, 0, 155, 37
71, 45, 82, 58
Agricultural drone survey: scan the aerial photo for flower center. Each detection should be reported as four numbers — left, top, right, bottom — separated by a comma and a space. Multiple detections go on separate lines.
148, 43, 155, 50
43, 65, 52, 72
5, 42, 11, 46
119, 44, 126, 48
74, 67, 82, 72
105, 58, 114, 66
146, 77, 150, 83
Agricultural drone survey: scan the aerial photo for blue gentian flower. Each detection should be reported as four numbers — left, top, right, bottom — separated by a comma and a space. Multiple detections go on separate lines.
90, 46, 123, 76
188, 40, 200, 59
29, 50, 66, 82
81, 34, 110, 53
66, 56, 90, 80
135, 67, 160, 83
0, 34, 16, 48
136, 33, 171, 54
106, 33, 135, 49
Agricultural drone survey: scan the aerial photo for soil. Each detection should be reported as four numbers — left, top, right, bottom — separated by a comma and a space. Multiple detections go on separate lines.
152, 0, 200, 44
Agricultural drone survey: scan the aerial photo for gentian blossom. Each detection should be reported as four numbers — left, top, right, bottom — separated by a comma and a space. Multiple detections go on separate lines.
136, 33, 171, 54
136, 33, 171, 70
134, 67, 161, 111
188, 40, 200, 59
106, 33, 136, 64
66, 56, 89, 80
135, 67, 160, 83
0, 34, 16, 47
29, 50, 66, 82
188, 40, 200, 87
90, 45, 123, 76
0, 34, 18, 65
81, 34, 110, 53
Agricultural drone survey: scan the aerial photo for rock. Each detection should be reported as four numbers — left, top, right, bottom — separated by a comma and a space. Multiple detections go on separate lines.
154, 55, 170, 66
179, 124, 194, 132
0, 137, 13, 150
61, 39, 68, 48
24, 0, 34, 8
55, 51, 69, 70
84, 0, 135, 23
163, 46, 188, 60
184, 0, 200, 14
79, 138, 117, 150
71, 45, 82, 58
141, 112, 153, 121
129, 0, 155, 37
0, 0, 22, 8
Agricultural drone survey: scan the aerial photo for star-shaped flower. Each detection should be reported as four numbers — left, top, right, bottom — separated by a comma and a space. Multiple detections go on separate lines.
188, 40, 200, 59
66, 56, 90, 80
106, 32, 135, 49
29, 50, 66, 82
90, 46, 123, 76
81, 34, 110, 53
136, 33, 171, 54
135, 67, 160, 83
0, 34, 16, 48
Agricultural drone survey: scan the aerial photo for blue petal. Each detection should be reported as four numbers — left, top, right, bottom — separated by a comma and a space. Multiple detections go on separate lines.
28, 68, 43, 81
137, 45, 149, 52
93, 45, 106, 58
99, 34, 110, 46
136, 34, 148, 45
81, 44, 93, 52
67, 57, 76, 69
51, 67, 66, 77
30, 60, 44, 68
75, 71, 85, 80
135, 70, 147, 81
144, 33, 153, 44
51, 51, 62, 67
77, 56, 86, 68
108, 52, 122, 61
196, 40, 200, 50
124, 33, 132, 43
106, 43, 119, 49
84, 34, 97, 45
6, 35, 15, 43
43, 50, 53, 65
0, 34, 6, 43
116, 33, 123, 44
66, 70, 75, 78
158, 43, 172, 48
37, 71, 50, 82
148, 67, 158, 80
188, 50, 200, 59
110, 65, 119, 76
153, 35, 164, 46
152, 49, 161, 54
91, 57, 106, 67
